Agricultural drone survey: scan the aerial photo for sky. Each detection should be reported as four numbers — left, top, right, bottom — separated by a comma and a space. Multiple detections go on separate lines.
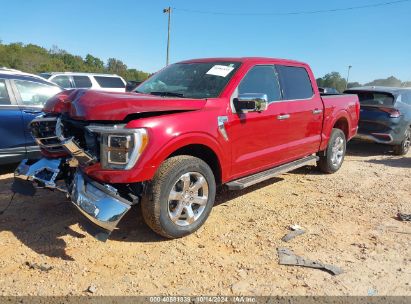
1, 0, 411, 83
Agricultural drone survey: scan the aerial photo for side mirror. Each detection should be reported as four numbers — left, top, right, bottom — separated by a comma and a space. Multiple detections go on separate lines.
234, 93, 268, 113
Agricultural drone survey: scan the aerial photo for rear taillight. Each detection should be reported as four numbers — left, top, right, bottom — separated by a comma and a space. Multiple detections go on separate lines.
379, 107, 401, 118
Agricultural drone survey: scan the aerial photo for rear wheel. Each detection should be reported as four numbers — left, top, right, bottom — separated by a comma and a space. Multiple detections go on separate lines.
317, 128, 346, 173
393, 127, 411, 156
141, 155, 216, 239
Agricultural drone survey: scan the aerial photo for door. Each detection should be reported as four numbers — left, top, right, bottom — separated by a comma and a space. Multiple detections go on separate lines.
12, 79, 62, 156
0, 78, 27, 163
276, 65, 324, 159
227, 65, 295, 179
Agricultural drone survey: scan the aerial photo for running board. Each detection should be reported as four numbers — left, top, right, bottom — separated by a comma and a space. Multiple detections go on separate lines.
226, 155, 319, 190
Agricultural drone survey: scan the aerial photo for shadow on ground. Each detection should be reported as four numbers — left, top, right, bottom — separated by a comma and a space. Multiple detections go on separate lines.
346, 140, 393, 156
0, 163, 19, 175
366, 157, 411, 168
0, 172, 287, 260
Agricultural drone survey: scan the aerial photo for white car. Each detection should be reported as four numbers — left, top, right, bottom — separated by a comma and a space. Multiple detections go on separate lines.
39, 72, 127, 92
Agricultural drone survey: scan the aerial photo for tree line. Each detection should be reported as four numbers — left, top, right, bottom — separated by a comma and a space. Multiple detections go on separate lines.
316, 72, 411, 93
0, 41, 150, 81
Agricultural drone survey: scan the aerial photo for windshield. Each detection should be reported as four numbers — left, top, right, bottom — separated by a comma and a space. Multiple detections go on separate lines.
347, 91, 395, 106
135, 62, 241, 99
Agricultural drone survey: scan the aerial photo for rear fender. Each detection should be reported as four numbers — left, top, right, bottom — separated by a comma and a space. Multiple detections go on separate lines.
320, 110, 351, 151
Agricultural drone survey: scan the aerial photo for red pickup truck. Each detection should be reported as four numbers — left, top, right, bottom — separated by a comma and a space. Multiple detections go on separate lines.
14, 57, 359, 240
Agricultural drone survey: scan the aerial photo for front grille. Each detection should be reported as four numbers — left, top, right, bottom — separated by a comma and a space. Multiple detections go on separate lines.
60, 118, 100, 159
30, 116, 65, 153
30, 115, 100, 159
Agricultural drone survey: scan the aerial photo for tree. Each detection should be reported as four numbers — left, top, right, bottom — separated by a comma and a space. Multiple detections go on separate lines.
107, 58, 127, 76
347, 82, 361, 89
316, 72, 347, 93
0, 41, 149, 81
365, 76, 402, 87
85, 54, 104, 72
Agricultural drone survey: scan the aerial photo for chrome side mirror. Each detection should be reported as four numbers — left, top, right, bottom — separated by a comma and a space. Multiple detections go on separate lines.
234, 93, 268, 113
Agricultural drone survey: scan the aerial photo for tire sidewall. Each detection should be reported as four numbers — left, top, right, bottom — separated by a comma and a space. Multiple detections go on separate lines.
401, 128, 410, 154
326, 129, 347, 172
157, 159, 216, 237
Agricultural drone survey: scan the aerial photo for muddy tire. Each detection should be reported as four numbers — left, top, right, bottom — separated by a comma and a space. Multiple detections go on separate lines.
317, 128, 347, 173
393, 127, 411, 156
141, 155, 216, 239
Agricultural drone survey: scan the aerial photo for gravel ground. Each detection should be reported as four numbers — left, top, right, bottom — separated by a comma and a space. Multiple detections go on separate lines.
0, 141, 410, 296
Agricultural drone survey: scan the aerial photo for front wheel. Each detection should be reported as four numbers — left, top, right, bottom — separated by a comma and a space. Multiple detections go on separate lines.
317, 128, 347, 173
393, 127, 410, 156
141, 155, 216, 239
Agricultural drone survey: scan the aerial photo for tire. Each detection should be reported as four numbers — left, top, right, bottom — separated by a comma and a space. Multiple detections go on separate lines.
317, 128, 347, 173
141, 155, 216, 239
393, 127, 411, 156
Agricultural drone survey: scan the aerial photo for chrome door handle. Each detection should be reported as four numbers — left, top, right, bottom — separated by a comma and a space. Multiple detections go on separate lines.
312, 109, 323, 115
277, 114, 290, 120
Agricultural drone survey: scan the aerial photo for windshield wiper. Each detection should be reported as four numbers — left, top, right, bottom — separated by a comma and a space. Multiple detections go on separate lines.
150, 91, 185, 98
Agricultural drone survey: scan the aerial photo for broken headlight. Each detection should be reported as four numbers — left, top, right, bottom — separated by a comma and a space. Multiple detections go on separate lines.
86, 125, 148, 170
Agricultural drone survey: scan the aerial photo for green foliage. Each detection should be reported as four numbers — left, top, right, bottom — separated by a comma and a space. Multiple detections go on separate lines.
316, 72, 347, 93
347, 82, 361, 89
0, 41, 150, 81
364, 76, 402, 87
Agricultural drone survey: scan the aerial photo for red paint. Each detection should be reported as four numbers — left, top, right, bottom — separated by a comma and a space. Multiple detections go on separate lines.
43, 57, 359, 184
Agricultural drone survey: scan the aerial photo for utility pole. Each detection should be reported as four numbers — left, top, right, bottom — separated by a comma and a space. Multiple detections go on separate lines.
163, 7, 172, 66
345, 65, 352, 89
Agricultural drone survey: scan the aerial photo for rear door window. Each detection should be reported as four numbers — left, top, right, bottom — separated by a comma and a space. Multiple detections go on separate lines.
238, 65, 282, 102
276, 65, 314, 100
73, 76, 92, 88
51, 75, 72, 88
94, 76, 125, 88
0, 79, 11, 105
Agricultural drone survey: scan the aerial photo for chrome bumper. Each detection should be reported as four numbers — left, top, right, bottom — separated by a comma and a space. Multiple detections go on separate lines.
70, 171, 131, 232
14, 158, 67, 192
14, 158, 132, 235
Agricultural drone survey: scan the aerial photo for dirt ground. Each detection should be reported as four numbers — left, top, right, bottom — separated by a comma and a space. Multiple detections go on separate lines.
0, 141, 410, 296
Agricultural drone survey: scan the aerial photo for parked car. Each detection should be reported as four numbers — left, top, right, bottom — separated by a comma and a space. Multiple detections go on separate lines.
319, 87, 340, 94
39, 72, 127, 92
126, 80, 143, 92
0, 68, 62, 164
344, 86, 411, 155
15, 57, 359, 240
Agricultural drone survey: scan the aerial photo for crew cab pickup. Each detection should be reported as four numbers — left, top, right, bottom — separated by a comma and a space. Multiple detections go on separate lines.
14, 58, 359, 240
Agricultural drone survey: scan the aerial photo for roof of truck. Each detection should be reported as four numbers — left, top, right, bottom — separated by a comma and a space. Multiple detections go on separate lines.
179, 57, 307, 66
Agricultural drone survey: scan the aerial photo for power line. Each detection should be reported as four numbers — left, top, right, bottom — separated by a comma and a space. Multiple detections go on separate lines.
174, 0, 411, 16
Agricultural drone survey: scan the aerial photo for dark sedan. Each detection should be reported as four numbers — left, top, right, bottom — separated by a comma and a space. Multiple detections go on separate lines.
0, 69, 62, 164
345, 86, 411, 155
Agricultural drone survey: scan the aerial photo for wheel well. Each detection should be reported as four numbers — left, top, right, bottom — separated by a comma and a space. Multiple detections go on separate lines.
333, 117, 349, 139
169, 144, 222, 185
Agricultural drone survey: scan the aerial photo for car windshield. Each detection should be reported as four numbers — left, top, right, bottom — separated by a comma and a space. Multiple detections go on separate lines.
135, 62, 241, 99
348, 91, 395, 106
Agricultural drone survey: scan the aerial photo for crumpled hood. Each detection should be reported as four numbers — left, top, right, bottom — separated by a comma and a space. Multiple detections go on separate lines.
44, 89, 207, 121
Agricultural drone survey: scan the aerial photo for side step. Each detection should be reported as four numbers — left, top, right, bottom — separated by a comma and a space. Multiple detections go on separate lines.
226, 155, 319, 190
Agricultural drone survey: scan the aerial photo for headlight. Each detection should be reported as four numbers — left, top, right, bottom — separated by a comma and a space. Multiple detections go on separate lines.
86, 125, 148, 170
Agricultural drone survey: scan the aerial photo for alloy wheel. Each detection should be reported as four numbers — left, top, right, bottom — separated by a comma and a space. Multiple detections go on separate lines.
167, 172, 209, 226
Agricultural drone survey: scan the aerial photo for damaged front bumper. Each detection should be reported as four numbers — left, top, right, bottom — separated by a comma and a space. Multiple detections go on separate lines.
14, 157, 132, 239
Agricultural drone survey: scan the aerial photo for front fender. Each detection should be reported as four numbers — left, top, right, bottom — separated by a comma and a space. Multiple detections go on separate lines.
84, 131, 229, 184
